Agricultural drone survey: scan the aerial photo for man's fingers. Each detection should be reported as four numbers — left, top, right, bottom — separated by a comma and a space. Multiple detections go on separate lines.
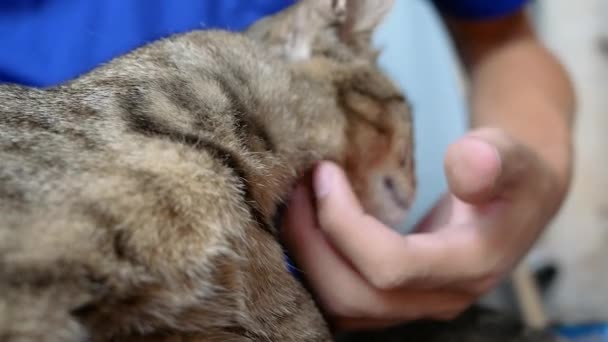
281, 183, 472, 321
310, 162, 495, 291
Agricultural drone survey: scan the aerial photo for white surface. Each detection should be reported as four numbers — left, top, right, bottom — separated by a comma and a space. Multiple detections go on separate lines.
528, 0, 608, 324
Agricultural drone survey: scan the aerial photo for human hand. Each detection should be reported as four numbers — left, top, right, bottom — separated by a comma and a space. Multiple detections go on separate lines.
281, 127, 566, 332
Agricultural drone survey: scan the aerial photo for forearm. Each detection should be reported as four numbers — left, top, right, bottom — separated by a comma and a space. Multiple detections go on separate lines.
444, 11, 576, 196
470, 38, 574, 193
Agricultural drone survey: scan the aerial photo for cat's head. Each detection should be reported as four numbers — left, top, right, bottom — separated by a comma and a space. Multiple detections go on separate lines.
247, 0, 415, 228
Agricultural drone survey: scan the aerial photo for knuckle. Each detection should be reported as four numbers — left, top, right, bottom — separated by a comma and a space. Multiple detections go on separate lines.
468, 244, 503, 286
326, 298, 358, 317
317, 208, 339, 232
366, 263, 404, 290
326, 293, 368, 318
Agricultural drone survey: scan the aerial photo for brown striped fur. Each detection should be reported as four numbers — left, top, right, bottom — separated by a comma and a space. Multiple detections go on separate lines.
0, 0, 416, 341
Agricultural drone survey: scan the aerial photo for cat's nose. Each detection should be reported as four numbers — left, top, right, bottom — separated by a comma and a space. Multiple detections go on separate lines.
383, 176, 410, 210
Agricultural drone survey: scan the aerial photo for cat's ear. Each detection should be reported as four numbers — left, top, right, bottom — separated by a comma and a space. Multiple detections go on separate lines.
285, 0, 395, 59
250, 0, 394, 61
338, 0, 395, 54
274, 0, 348, 61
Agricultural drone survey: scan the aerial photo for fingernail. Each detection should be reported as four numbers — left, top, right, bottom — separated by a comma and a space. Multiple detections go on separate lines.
314, 163, 333, 199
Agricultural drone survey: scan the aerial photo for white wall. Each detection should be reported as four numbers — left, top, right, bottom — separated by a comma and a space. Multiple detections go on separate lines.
528, 0, 608, 324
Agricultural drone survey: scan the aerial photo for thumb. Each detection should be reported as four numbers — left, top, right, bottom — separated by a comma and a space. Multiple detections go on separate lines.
444, 128, 532, 204
312, 161, 367, 229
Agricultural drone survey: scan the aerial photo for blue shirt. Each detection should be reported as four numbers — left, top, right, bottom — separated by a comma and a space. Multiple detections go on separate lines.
0, 0, 527, 87
432, 0, 527, 20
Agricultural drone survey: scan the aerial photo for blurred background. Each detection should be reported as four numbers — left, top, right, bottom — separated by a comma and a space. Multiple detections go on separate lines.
526, 0, 608, 324
497, 0, 608, 339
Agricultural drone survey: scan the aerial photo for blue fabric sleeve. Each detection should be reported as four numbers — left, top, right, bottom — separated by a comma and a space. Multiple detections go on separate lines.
0, 0, 530, 87
0, 0, 294, 87
431, 0, 529, 20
